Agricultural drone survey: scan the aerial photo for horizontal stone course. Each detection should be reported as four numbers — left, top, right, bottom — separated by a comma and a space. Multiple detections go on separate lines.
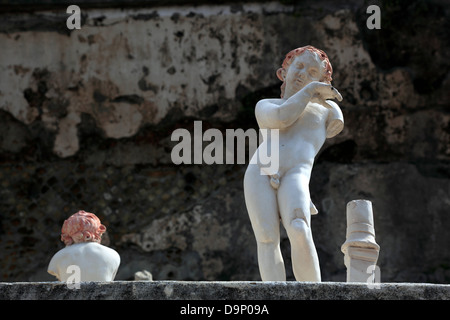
0, 281, 449, 300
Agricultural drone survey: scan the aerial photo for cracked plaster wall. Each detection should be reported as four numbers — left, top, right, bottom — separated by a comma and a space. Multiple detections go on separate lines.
1, 3, 294, 158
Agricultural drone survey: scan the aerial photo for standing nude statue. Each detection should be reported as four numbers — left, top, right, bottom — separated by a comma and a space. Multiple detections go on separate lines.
48, 210, 120, 282
244, 46, 344, 281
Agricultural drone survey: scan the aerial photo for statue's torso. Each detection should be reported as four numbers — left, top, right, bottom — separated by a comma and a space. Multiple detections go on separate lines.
256, 102, 329, 178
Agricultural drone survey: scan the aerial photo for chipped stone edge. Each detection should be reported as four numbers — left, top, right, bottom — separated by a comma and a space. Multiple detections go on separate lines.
0, 281, 449, 300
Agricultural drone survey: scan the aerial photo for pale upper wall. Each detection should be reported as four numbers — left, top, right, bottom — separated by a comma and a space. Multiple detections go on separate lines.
1, 2, 448, 160
0, 3, 295, 157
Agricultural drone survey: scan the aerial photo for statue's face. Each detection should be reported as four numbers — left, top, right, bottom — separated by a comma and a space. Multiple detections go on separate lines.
283, 51, 324, 98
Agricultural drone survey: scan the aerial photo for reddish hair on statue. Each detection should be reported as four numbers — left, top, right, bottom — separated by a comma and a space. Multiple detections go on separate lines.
61, 210, 106, 246
278, 45, 333, 98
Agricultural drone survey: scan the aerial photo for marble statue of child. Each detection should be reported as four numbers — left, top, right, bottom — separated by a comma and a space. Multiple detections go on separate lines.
48, 210, 120, 282
244, 45, 344, 281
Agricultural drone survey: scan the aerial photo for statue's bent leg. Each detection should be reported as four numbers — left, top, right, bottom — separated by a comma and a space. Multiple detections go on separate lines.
244, 164, 286, 281
277, 170, 321, 282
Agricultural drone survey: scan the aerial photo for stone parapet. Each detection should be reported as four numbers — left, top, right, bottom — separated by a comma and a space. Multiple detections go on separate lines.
0, 281, 449, 300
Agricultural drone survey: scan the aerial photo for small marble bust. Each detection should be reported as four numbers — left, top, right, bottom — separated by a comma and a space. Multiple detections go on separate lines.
48, 210, 120, 282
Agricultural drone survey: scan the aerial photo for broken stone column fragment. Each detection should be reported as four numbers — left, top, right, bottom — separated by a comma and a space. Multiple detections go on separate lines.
341, 200, 380, 283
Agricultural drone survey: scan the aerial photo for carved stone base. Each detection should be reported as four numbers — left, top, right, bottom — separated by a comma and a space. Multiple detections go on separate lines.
341, 200, 380, 283
344, 247, 379, 283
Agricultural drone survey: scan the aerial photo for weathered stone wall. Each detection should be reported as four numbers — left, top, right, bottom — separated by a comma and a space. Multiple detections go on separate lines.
0, 0, 449, 283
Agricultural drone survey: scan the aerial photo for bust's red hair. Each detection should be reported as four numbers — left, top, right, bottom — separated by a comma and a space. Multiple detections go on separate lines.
61, 210, 106, 246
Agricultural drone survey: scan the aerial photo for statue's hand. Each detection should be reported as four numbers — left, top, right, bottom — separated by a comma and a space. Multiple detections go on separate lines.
304, 81, 343, 106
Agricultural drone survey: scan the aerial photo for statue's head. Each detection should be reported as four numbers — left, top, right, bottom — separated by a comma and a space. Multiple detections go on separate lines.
61, 210, 106, 246
277, 45, 333, 98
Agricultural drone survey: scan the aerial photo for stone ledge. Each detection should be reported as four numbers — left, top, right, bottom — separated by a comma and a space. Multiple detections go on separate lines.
0, 281, 449, 300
